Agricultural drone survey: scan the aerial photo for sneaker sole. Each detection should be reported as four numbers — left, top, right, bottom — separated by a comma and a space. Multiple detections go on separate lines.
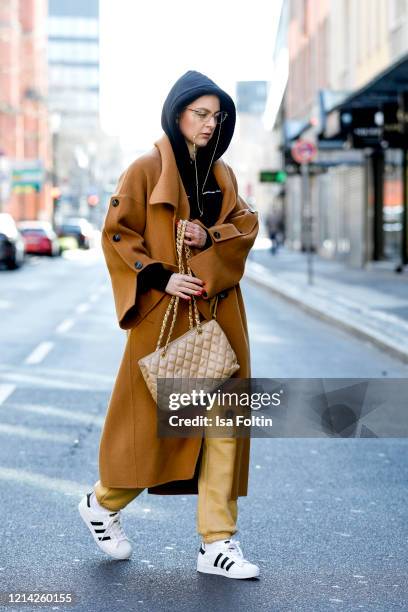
197, 563, 260, 579
77, 498, 132, 560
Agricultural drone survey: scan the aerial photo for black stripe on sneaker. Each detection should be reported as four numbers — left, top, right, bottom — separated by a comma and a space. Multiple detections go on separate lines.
94, 529, 105, 533
220, 556, 230, 568
214, 553, 223, 567
199, 546, 205, 555
90, 521, 104, 526
109, 512, 117, 516
86, 493, 92, 508
98, 536, 111, 541
225, 560, 235, 571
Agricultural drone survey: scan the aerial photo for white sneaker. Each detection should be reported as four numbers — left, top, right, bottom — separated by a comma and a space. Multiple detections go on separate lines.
78, 491, 132, 560
197, 538, 260, 579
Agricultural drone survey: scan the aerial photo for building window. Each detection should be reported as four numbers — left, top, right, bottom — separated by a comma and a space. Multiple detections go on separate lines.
49, 66, 99, 87
302, 0, 310, 35
48, 16, 99, 38
50, 90, 99, 113
48, 41, 99, 63
389, 0, 406, 29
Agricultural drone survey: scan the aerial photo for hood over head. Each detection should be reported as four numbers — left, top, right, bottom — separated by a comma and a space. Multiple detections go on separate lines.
161, 70, 236, 195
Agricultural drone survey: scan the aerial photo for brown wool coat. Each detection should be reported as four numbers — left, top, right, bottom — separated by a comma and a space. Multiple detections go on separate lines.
99, 132, 259, 497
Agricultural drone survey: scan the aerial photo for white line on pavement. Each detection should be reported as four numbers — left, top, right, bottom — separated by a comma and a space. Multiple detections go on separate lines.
24, 342, 54, 365
75, 303, 91, 314
0, 371, 104, 390
0, 384, 16, 405
0, 363, 114, 384
9, 402, 104, 427
55, 318, 75, 334
0, 467, 88, 497
0, 468, 150, 514
0, 423, 72, 443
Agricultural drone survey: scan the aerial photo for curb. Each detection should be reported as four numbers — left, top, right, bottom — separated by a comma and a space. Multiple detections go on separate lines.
245, 260, 408, 365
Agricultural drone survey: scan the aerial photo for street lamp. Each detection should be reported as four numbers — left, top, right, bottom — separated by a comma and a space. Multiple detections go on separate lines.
50, 113, 61, 228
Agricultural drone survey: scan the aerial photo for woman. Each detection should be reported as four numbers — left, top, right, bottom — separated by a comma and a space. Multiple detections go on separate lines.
78, 70, 260, 579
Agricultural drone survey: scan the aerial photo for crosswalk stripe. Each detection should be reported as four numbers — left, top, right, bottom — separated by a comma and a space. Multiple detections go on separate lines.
55, 319, 75, 333
0, 384, 15, 406
24, 342, 54, 365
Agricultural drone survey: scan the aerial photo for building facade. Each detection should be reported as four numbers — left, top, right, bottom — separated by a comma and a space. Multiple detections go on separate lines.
47, 0, 101, 220
284, 0, 408, 268
0, 0, 50, 221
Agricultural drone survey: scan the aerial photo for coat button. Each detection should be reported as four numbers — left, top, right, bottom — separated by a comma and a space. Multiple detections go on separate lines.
219, 291, 228, 299
213, 231, 221, 239
135, 261, 143, 270
112, 233, 121, 242
111, 197, 119, 206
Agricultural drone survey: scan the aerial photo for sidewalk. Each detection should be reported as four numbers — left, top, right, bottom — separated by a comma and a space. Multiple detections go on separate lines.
245, 238, 408, 364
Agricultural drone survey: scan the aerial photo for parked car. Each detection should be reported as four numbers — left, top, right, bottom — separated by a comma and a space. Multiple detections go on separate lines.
17, 220, 62, 257
56, 217, 95, 249
0, 213, 25, 269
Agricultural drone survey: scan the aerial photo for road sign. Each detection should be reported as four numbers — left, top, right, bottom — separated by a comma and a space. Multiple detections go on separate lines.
11, 159, 44, 191
259, 170, 287, 183
291, 140, 317, 164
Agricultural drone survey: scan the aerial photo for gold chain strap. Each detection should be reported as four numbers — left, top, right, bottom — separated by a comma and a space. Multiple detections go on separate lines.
156, 219, 214, 357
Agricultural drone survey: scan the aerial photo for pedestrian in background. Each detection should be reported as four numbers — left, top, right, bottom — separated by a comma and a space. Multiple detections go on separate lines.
265, 207, 284, 254
78, 70, 260, 579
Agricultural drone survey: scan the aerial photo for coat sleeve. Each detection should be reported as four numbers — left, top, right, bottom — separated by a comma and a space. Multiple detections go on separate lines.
101, 164, 172, 329
137, 263, 173, 293
186, 165, 259, 297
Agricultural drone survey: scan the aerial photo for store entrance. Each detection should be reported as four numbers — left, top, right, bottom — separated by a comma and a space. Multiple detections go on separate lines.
383, 149, 403, 262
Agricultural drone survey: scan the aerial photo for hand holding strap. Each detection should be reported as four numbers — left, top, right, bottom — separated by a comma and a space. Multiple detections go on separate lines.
156, 219, 218, 357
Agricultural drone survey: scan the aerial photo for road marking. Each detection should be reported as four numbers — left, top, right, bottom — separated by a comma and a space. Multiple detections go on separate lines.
0, 365, 114, 390
24, 341, 54, 364
0, 423, 72, 443
0, 468, 148, 514
0, 384, 16, 405
56, 318, 75, 333
10, 402, 104, 427
75, 303, 90, 314
0, 467, 88, 497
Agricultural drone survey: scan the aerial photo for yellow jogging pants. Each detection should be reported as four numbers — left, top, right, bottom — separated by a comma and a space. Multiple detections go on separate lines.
94, 436, 238, 544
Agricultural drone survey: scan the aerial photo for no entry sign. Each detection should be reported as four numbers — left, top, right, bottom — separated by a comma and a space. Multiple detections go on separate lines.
291, 140, 317, 164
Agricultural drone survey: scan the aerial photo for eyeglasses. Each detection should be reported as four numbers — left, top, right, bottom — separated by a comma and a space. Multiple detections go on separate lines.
186, 107, 228, 125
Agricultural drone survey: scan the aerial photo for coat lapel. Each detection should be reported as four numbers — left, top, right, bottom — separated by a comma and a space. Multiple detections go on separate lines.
149, 134, 180, 209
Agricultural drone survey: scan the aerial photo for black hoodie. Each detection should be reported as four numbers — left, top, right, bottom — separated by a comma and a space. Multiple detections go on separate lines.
138, 70, 236, 293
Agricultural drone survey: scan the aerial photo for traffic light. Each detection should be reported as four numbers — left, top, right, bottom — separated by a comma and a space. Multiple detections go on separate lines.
51, 186, 61, 206
259, 170, 287, 183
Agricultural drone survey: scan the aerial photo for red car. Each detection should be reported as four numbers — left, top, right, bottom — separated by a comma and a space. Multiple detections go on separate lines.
17, 220, 61, 257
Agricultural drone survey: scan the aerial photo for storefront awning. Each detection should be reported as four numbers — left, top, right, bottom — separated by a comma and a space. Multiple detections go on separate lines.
332, 52, 408, 110
323, 52, 408, 142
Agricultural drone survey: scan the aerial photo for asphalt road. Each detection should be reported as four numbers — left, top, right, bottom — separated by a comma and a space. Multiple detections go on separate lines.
0, 246, 407, 612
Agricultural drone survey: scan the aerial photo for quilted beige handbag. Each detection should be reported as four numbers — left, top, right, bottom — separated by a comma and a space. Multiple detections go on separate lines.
138, 219, 240, 405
